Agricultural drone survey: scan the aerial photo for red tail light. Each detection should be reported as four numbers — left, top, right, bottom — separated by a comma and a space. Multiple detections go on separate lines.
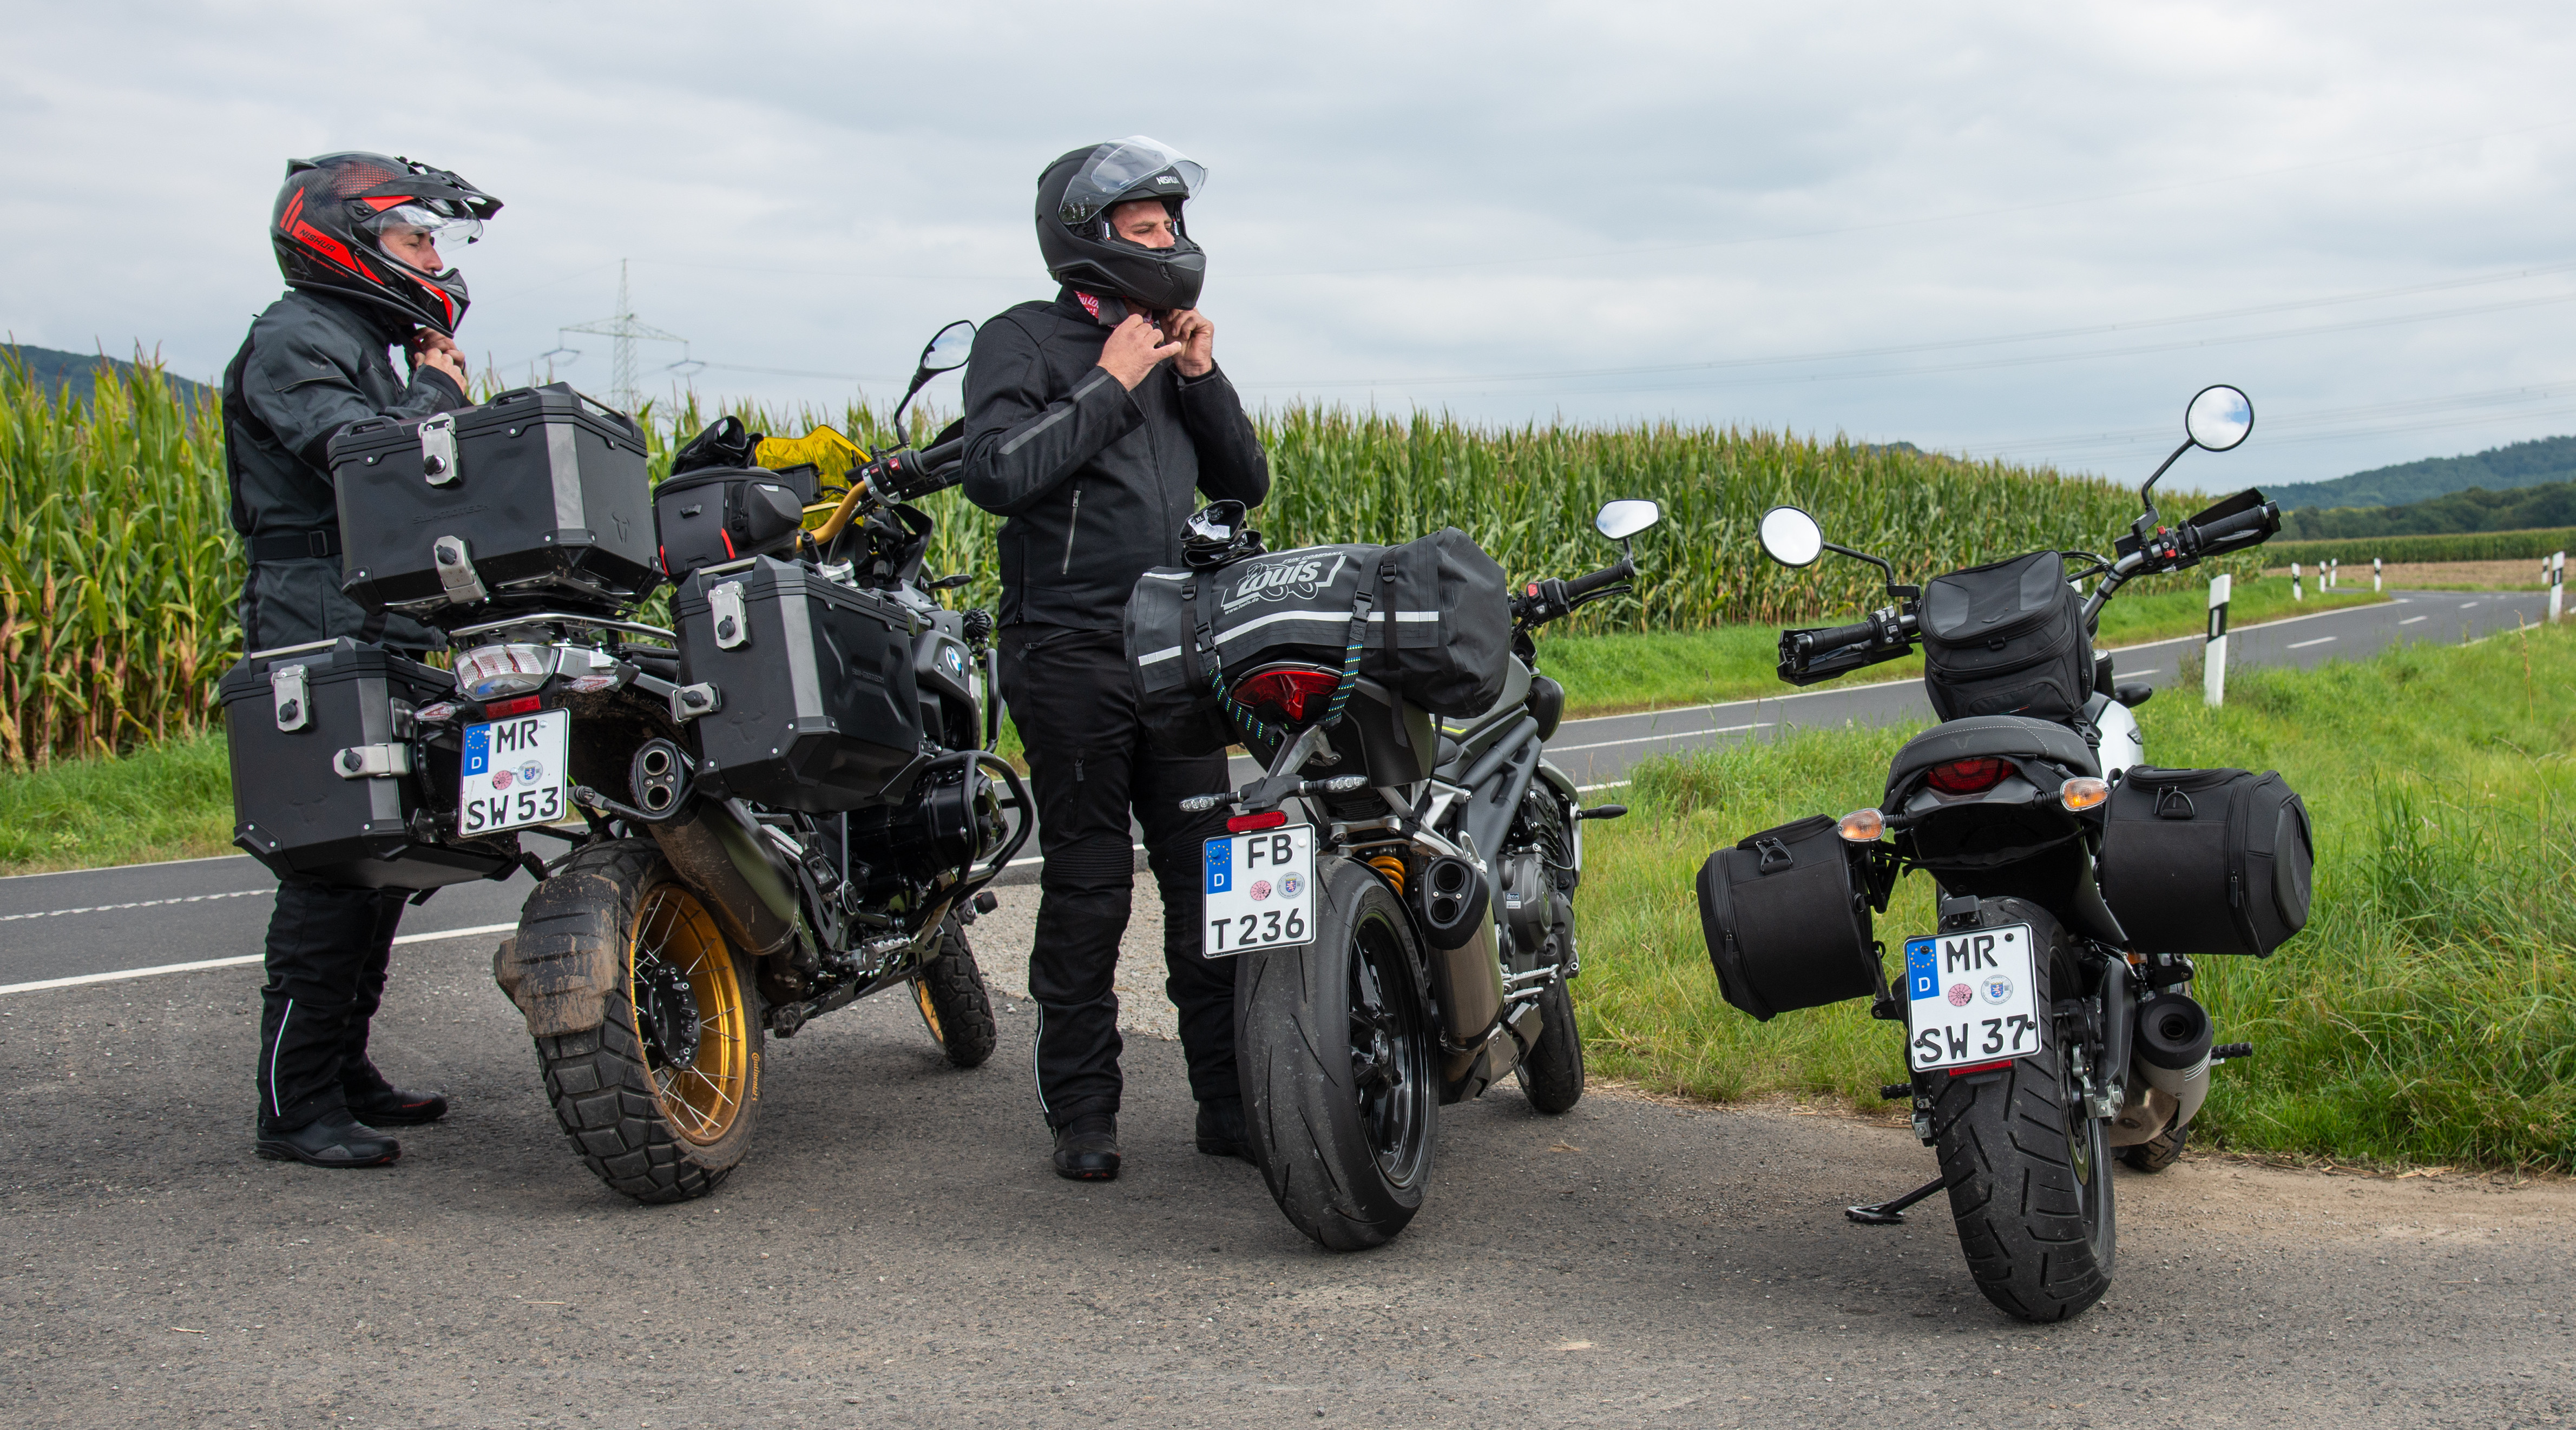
1227, 810, 1289, 833
1926, 756, 2010, 795
1233, 667, 1340, 724
482, 694, 544, 719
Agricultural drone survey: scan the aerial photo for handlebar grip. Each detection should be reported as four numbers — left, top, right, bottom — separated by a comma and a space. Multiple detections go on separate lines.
1563, 559, 1631, 601
1797, 620, 1877, 654
2186, 501, 2279, 552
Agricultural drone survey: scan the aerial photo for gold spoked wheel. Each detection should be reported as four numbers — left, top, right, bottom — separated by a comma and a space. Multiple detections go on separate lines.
627, 882, 752, 1146
911, 978, 947, 1045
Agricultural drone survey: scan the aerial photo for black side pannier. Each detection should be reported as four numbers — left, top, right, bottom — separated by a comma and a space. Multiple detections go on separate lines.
328, 384, 658, 618
1696, 814, 1881, 1021
220, 638, 521, 889
1125, 529, 1512, 755
1918, 550, 2093, 724
2099, 766, 2314, 957
653, 467, 808, 583
672, 556, 925, 812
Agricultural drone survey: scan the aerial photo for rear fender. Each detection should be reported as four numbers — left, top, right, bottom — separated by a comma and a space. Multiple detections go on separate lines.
491, 860, 630, 1038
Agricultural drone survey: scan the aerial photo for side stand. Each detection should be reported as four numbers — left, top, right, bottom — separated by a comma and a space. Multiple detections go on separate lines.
1846, 1174, 1950, 1225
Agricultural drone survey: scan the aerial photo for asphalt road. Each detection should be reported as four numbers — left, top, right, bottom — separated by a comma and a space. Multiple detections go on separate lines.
1, 929, 2568, 1429
0, 589, 2546, 994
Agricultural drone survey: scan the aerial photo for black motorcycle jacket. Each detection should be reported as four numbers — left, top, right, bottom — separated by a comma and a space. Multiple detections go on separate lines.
960, 288, 1270, 631
224, 288, 462, 650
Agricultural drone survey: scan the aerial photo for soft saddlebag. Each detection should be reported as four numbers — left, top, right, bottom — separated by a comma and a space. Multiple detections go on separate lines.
2098, 766, 2314, 957
1695, 814, 1881, 1021
1124, 529, 1512, 754
1918, 550, 2093, 724
328, 383, 659, 620
672, 556, 925, 812
219, 638, 521, 889
652, 467, 809, 583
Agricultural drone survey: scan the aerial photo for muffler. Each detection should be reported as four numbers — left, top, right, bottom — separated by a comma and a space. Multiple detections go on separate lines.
2131, 990, 2214, 1131
648, 799, 801, 961
1412, 855, 1506, 1049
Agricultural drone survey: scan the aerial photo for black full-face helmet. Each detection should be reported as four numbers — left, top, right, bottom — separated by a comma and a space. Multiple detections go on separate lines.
1035, 136, 1207, 313
271, 152, 502, 337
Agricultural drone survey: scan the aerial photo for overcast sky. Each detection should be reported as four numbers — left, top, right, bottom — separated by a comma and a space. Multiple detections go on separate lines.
5, 0, 2574, 494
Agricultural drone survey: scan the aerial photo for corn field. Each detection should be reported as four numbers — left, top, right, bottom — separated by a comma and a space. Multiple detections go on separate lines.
2, 358, 2242, 768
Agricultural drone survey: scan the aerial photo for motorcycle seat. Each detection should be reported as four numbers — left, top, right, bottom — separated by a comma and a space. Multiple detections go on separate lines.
1885, 714, 2101, 797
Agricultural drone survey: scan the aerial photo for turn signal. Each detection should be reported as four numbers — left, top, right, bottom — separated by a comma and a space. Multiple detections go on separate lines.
2059, 776, 2111, 812
1837, 807, 1885, 842
1227, 810, 1289, 833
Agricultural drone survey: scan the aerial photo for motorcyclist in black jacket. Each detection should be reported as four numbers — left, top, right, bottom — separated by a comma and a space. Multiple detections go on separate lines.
225, 152, 501, 1168
962, 137, 1270, 1181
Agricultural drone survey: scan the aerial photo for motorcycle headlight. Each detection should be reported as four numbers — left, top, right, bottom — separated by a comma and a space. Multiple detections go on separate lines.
454, 643, 557, 700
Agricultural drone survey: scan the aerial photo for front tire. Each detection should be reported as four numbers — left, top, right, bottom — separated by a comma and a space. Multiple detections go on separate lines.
1236, 856, 1438, 1251
526, 840, 764, 1204
1514, 974, 1585, 1114
1928, 901, 2115, 1321
912, 914, 998, 1068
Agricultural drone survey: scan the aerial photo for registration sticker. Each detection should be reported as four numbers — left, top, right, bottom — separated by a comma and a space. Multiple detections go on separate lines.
1905, 923, 2041, 1072
458, 708, 568, 835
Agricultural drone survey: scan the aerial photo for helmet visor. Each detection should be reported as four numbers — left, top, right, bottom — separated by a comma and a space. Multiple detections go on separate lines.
365, 202, 482, 275
1058, 136, 1207, 228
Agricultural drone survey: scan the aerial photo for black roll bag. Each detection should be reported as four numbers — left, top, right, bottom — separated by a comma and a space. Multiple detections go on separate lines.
1917, 550, 2093, 723
1696, 814, 1882, 1021
2099, 766, 2314, 957
219, 638, 521, 889
1124, 529, 1512, 754
671, 556, 926, 812
327, 383, 659, 618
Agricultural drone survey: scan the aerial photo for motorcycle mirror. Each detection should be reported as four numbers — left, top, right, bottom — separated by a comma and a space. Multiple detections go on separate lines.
1595, 499, 1661, 541
917, 319, 976, 377
2184, 384, 2253, 452
1757, 505, 1826, 569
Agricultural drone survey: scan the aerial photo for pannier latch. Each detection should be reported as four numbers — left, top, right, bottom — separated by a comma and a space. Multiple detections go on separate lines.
1753, 836, 1793, 871
672, 682, 722, 721
333, 743, 413, 779
419, 413, 459, 486
433, 536, 489, 605
269, 664, 310, 732
708, 581, 750, 650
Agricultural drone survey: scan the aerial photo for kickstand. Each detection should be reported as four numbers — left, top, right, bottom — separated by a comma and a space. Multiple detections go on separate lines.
1846, 1174, 1950, 1225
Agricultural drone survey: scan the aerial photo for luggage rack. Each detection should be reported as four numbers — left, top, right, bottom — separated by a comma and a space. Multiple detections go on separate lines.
445, 610, 680, 644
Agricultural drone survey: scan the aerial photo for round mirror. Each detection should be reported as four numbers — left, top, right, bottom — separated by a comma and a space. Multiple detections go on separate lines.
2185, 384, 2253, 452
1595, 498, 1661, 541
919, 319, 977, 375
1757, 505, 1825, 568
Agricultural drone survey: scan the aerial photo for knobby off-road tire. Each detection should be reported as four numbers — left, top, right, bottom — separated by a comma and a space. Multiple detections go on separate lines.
912, 914, 998, 1069
1237, 857, 1438, 1251
2121, 1118, 2187, 1174
1928, 901, 2116, 1322
1514, 974, 1585, 1115
528, 840, 764, 1204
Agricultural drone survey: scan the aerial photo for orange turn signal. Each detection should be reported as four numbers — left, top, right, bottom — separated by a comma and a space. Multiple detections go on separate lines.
1837, 807, 1885, 842
2060, 776, 2111, 812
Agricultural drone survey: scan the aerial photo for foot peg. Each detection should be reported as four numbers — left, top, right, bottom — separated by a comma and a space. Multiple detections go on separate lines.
1846, 1173, 1950, 1226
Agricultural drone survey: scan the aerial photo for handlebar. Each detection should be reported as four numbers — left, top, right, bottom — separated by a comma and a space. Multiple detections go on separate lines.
2181, 500, 2279, 555
1793, 619, 1878, 655
1563, 559, 1629, 602
1514, 556, 1634, 627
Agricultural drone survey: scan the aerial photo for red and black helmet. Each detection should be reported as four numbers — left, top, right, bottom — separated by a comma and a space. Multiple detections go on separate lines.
271, 152, 501, 337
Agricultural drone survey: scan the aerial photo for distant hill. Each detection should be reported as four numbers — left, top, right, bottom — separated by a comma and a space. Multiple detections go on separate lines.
2268, 434, 2576, 510
2281, 479, 2576, 541
0, 344, 213, 405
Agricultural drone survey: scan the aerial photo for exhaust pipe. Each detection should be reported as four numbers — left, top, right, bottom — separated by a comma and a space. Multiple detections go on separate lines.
1412, 855, 1505, 1049
2132, 991, 2214, 1131
648, 799, 801, 961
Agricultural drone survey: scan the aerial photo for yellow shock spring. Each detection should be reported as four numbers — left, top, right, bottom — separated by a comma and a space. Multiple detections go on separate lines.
1365, 853, 1407, 896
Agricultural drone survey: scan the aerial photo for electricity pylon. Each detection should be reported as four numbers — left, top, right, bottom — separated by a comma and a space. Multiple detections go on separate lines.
562, 260, 685, 414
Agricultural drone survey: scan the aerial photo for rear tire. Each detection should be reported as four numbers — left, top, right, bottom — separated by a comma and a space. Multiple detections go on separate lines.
1236, 856, 1438, 1251
527, 840, 764, 1204
1514, 975, 1585, 1114
1928, 901, 2115, 1322
2121, 1117, 2187, 1174
912, 914, 998, 1069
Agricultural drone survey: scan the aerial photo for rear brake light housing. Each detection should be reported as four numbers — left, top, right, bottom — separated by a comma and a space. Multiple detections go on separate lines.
1926, 756, 2012, 795
1232, 666, 1340, 724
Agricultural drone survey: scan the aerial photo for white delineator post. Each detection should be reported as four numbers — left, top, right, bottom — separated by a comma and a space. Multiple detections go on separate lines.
2328, 558, 2338, 589
2291, 562, 2303, 602
2552, 551, 2566, 624
2374, 556, 2383, 592
2205, 574, 2232, 707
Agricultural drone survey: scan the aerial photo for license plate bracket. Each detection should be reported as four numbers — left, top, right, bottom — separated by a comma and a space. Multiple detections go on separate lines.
1904, 922, 2042, 1073
457, 708, 570, 836
1201, 825, 1315, 958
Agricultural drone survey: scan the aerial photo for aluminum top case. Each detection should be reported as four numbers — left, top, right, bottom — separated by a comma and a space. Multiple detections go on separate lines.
219, 638, 522, 889
672, 556, 927, 813
327, 384, 659, 620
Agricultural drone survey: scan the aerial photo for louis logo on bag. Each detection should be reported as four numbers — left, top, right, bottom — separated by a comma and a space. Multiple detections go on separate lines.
1220, 551, 1348, 613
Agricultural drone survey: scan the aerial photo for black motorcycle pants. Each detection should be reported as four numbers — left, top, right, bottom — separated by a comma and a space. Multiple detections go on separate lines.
1000, 627, 1236, 1127
257, 880, 408, 1132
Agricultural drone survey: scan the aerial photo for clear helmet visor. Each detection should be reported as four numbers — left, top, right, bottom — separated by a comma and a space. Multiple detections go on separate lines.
1057, 135, 1207, 228
364, 202, 482, 275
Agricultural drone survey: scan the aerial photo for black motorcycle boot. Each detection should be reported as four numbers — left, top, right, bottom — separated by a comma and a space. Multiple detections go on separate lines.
346, 1086, 449, 1126
1051, 1113, 1122, 1181
255, 1110, 400, 1169
1195, 1096, 1253, 1162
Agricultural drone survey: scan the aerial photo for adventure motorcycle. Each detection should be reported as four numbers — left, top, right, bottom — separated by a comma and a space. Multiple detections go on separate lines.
1697, 385, 2312, 1321
1131, 499, 1660, 1249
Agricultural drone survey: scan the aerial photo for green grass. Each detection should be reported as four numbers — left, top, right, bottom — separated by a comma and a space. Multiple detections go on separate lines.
1571, 620, 2576, 1171
0, 730, 234, 872
2270, 526, 2576, 568
1540, 575, 2381, 718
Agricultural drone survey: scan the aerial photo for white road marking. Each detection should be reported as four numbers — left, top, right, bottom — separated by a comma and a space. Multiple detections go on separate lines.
1545, 722, 1772, 755
0, 888, 266, 924
2287, 637, 2337, 650
2400, 616, 2428, 625
0, 922, 522, 997
2460, 602, 2481, 608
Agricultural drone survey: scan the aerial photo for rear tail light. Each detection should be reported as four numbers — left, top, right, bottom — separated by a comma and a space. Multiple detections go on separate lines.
1227, 810, 1289, 834
1232, 667, 1340, 724
1926, 756, 2011, 795
455, 642, 556, 700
